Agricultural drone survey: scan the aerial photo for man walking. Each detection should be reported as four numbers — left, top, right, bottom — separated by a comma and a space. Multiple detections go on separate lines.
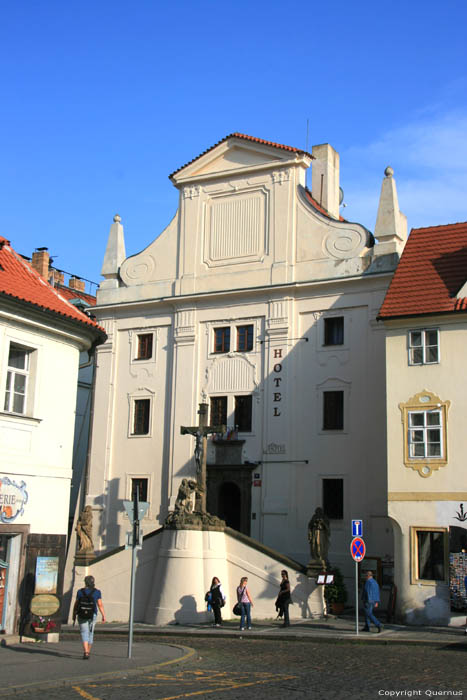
362, 570, 382, 633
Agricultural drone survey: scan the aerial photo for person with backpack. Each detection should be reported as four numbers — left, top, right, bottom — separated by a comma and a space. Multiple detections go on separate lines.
206, 576, 226, 627
73, 575, 106, 659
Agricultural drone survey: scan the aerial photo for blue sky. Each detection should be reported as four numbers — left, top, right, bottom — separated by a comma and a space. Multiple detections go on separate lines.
1, 1, 467, 292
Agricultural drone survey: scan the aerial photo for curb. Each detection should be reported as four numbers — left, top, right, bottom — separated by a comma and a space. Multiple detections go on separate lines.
60, 627, 467, 649
0, 643, 196, 697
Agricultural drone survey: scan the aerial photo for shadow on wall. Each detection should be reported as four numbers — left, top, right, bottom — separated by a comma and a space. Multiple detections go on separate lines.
405, 582, 450, 626
292, 575, 316, 619
174, 594, 207, 625
96, 478, 121, 547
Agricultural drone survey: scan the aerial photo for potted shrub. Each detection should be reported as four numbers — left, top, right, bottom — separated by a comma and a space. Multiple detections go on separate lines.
324, 568, 348, 614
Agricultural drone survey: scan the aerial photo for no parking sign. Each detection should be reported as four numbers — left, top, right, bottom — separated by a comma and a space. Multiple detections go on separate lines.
350, 536, 366, 562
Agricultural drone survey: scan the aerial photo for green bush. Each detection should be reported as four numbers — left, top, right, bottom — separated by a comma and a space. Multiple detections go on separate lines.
324, 567, 348, 604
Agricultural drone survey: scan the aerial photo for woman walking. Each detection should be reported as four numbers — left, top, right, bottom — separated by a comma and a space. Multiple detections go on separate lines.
237, 576, 253, 630
276, 569, 291, 627
73, 575, 106, 659
209, 576, 226, 627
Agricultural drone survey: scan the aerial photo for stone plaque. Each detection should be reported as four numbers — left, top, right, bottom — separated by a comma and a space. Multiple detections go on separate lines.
30, 594, 60, 617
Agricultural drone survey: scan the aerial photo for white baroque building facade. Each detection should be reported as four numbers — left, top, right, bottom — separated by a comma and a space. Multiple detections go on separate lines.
85, 134, 408, 609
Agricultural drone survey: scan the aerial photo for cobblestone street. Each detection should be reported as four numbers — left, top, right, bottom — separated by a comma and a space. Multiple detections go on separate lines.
5, 635, 466, 700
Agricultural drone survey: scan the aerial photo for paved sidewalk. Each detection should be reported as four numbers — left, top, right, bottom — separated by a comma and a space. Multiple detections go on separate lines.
0, 637, 194, 697
58, 613, 467, 647
0, 614, 465, 695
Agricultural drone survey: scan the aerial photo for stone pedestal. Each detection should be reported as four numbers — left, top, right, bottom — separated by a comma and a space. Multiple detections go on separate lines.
145, 528, 229, 626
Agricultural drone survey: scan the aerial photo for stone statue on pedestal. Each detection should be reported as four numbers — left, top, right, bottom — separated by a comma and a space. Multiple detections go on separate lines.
307, 507, 330, 573
76, 506, 94, 553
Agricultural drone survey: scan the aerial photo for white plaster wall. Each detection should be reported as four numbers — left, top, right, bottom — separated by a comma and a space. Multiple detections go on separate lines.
69, 529, 322, 625
0, 318, 86, 536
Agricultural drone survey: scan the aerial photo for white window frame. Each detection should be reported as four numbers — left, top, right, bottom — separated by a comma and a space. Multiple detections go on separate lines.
408, 328, 439, 366
3, 343, 35, 416
399, 391, 450, 477
407, 409, 443, 460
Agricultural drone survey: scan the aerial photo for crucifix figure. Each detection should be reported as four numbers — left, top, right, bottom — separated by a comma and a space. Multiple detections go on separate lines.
180, 402, 225, 513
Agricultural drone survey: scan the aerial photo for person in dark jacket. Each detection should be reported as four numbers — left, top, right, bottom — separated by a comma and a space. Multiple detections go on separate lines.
208, 576, 226, 627
361, 570, 382, 633
276, 570, 291, 627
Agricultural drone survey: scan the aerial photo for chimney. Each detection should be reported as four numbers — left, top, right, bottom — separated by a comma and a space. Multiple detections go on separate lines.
31, 248, 50, 278
69, 276, 86, 292
311, 144, 340, 219
50, 269, 65, 286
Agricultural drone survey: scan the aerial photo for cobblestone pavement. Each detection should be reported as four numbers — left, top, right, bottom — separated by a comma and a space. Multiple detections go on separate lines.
5, 635, 466, 700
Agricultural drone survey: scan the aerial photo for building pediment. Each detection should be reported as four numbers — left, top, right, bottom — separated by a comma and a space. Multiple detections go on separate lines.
170, 133, 311, 186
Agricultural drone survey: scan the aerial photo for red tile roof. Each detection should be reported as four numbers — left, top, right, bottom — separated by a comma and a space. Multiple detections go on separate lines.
379, 221, 467, 319
169, 133, 313, 179
56, 284, 96, 306
0, 237, 105, 335
303, 188, 347, 222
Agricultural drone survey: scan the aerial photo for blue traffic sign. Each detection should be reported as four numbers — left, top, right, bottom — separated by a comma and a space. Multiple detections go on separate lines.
350, 536, 366, 562
352, 519, 363, 537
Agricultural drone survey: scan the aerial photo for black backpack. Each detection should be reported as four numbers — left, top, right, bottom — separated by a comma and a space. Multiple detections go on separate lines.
77, 589, 95, 620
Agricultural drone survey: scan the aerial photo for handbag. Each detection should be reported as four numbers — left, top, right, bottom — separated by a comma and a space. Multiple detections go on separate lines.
233, 602, 242, 616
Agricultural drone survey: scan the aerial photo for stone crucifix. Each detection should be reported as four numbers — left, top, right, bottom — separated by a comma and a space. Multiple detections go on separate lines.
180, 402, 225, 513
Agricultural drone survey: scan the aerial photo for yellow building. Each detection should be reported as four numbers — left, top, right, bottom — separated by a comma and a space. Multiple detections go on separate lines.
379, 221, 467, 625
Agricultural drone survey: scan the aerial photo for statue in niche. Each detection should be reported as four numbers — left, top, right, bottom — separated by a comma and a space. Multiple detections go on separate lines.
76, 506, 94, 553
308, 507, 330, 567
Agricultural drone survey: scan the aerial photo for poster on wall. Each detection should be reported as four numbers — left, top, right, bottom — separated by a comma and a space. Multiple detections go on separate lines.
34, 557, 59, 594
0, 476, 28, 522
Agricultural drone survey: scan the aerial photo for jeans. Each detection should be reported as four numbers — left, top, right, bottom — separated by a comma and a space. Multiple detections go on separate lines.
79, 614, 97, 644
363, 602, 380, 629
240, 602, 251, 629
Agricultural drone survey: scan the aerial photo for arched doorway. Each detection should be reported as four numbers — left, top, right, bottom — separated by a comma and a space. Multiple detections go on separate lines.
218, 482, 241, 531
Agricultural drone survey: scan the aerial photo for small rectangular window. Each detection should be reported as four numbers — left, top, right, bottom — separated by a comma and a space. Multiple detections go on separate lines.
214, 327, 230, 353
133, 399, 150, 435
235, 395, 252, 432
416, 530, 446, 581
324, 317, 344, 346
4, 344, 31, 414
323, 391, 344, 430
408, 329, 439, 365
408, 410, 442, 458
136, 333, 153, 360
322, 478, 343, 519
131, 477, 148, 502
211, 396, 227, 426
237, 325, 254, 352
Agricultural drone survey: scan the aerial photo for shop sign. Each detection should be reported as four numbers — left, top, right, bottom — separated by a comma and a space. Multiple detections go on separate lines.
30, 594, 60, 617
35, 556, 59, 594
0, 477, 28, 522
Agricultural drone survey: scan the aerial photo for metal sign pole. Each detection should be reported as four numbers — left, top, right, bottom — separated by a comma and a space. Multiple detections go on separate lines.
128, 485, 139, 659
355, 560, 359, 635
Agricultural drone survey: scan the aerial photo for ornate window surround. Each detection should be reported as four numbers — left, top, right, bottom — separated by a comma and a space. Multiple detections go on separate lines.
399, 391, 450, 478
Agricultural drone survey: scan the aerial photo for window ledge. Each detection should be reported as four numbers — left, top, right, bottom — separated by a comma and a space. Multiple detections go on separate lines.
0, 411, 42, 425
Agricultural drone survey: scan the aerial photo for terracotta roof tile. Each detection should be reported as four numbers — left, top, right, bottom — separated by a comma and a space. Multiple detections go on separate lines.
56, 284, 96, 306
379, 221, 467, 319
0, 236, 105, 335
303, 188, 347, 222
169, 133, 313, 179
